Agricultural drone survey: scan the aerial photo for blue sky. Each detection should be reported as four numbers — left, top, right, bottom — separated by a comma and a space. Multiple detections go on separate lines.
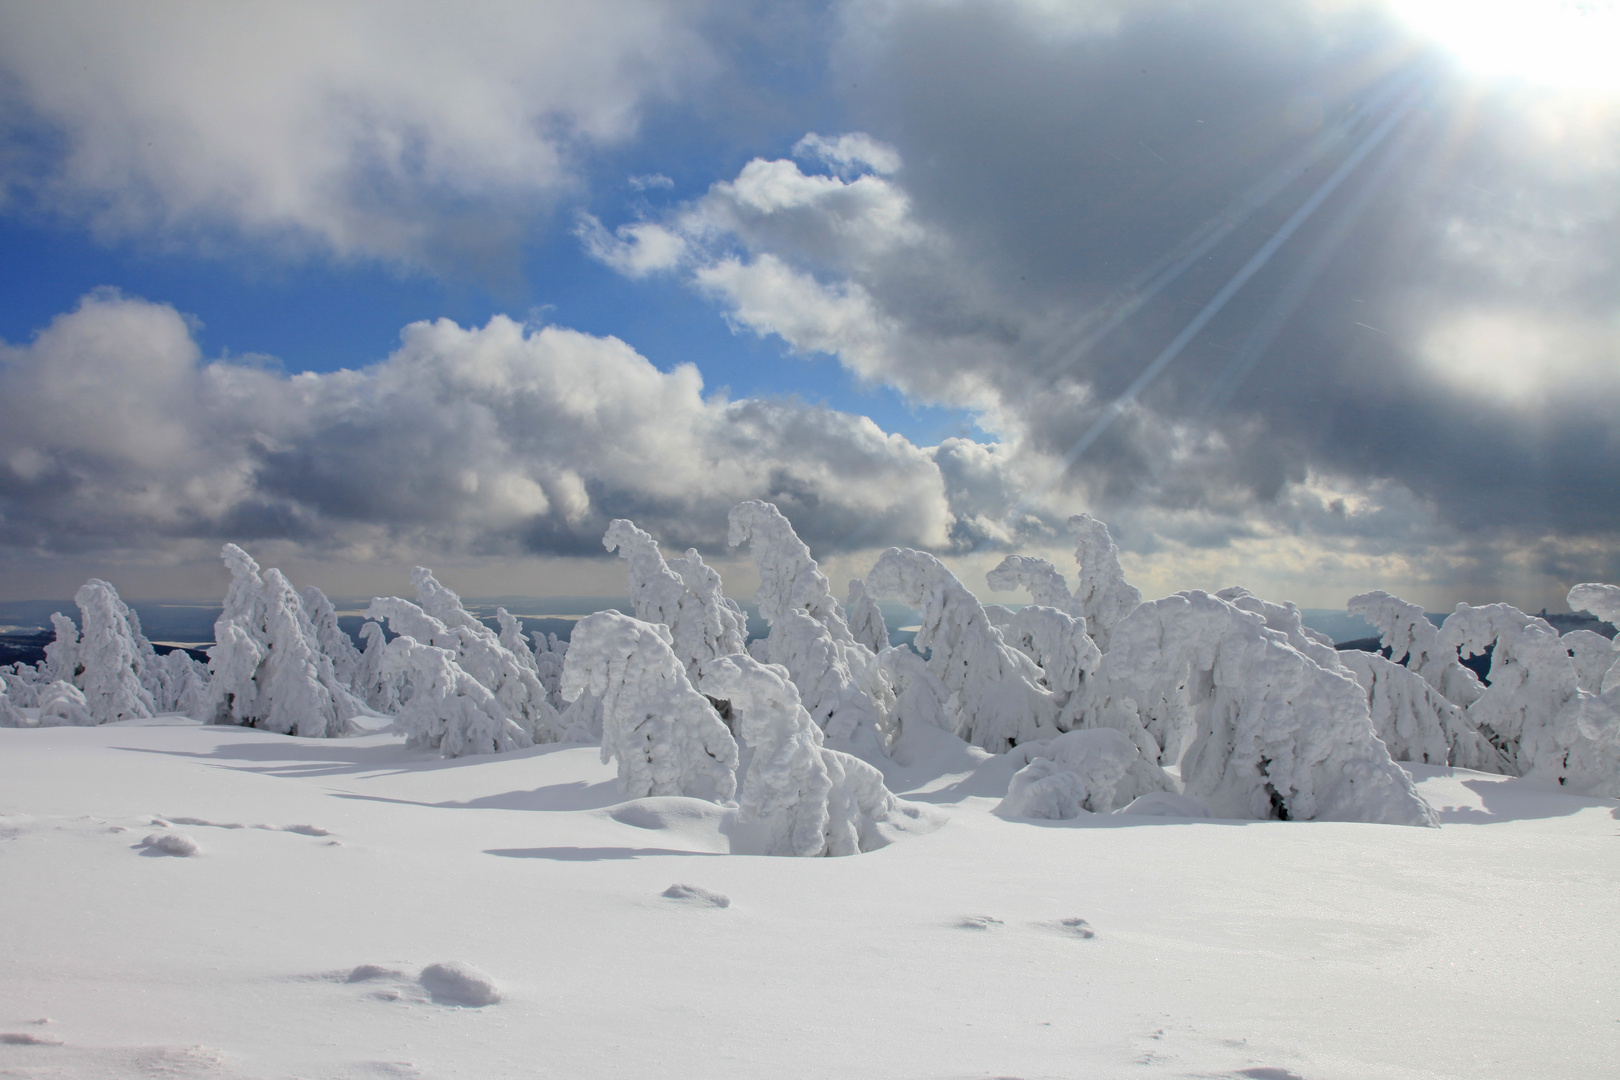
0, 0, 1616, 611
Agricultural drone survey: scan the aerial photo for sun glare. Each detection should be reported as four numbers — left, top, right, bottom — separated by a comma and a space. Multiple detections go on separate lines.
1390, 0, 1620, 93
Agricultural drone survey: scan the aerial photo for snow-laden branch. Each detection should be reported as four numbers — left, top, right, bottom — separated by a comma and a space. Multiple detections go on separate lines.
1068, 514, 1141, 652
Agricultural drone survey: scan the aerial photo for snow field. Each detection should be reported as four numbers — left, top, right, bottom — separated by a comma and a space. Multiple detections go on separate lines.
2, 718, 1616, 1080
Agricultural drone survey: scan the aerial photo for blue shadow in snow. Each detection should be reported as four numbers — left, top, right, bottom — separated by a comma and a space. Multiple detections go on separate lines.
485, 846, 722, 861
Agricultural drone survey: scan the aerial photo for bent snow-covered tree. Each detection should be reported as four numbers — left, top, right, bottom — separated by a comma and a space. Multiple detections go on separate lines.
604, 518, 747, 681
728, 501, 891, 757
1087, 590, 1436, 825
1348, 590, 1484, 708
1336, 649, 1508, 773
1436, 603, 1620, 796
866, 546, 1058, 752
366, 567, 562, 743
384, 635, 533, 757
70, 579, 157, 725
699, 652, 899, 857
562, 611, 738, 803
843, 578, 889, 655
202, 545, 364, 737
986, 555, 1081, 617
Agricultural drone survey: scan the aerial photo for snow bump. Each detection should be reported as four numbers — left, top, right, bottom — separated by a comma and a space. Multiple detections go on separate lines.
418, 961, 501, 1007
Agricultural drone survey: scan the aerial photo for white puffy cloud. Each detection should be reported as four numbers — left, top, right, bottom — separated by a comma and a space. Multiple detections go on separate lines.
0, 1, 716, 266
0, 291, 1001, 573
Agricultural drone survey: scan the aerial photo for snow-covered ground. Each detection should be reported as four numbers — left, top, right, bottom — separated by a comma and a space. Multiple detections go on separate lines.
3, 717, 1614, 1080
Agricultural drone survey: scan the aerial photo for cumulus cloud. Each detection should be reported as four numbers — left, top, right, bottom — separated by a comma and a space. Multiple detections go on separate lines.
0, 290, 1026, 572
0, 1, 716, 268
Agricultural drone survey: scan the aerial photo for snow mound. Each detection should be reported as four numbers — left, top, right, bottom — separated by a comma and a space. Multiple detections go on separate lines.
346, 964, 405, 983
1052, 917, 1096, 938
138, 831, 199, 856
418, 961, 501, 1006
660, 883, 730, 908
955, 915, 1003, 930
996, 728, 1175, 819
1116, 792, 1213, 818
1, 1032, 65, 1046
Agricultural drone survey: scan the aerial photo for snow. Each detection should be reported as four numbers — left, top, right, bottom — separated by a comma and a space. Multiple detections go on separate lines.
1, 717, 1614, 1079
1068, 512, 1142, 651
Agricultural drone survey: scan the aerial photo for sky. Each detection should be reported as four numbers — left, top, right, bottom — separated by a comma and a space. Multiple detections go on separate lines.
0, 0, 1616, 612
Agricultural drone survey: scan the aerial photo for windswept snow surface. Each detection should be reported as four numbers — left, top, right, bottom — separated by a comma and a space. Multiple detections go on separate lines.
2, 718, 1614, 1080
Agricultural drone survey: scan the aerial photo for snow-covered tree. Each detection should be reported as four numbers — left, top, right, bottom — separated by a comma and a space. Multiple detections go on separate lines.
876, 645, 953, 757
1348, 590, 1484, 708
366, 567, 562, 742
1336, 649, 1509, 772
985, 604, 1100, 702
1068, 514, 1141, 652
202, 544, 364, 737
1564, 629, 1616, 695
495, 608, 538, 671
561, 610, 738, 803
530, 631, 569, 711
843, 578, 889, 654
384, 634, 533, 757
72, 579, 156, 724
0, 682, 24, 727
0, 663, 44, 708
698, 652, 899, 856
1215, 586, 1341, 669
152, 649, 210, 717
604, 518, 748, 680
42, 611, 81, 684
866, 546, 1058, 752
1086, 590, 1436, 825
996, 728, 1176, 819
351, 621, 404, 714
728, 501, 891, 757
1567, 583, 1620, 694
301, 585, 362, 691
1436, 603, 1620, 795
986, 554, 1081, 616
37, 680, 95, 727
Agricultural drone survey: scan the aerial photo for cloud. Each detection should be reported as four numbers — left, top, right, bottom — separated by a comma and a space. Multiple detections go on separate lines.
0, 290, 1013, 572
576, 0, 1620, 606
0, 1, 718, 269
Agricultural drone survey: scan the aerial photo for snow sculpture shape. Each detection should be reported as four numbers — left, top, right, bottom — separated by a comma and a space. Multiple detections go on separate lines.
604, 519, 748, 680
495, 608, 537, 671
699, 652, 899, 856
37, 680, 95, 727
1348, 590, 1483, 708
153, 649, 210, 717
1337, 649, 1509, 773
1567, 583, 1620, 694
202, 544, 364, 737
1, 663, 44, 708
383, 635, 533, 757
561, 611, 738, 803
71, 579, 156, 724
1067, 514, 1141, 652
866, 547, 1058, 752
301, 586, 362, 691
876, 645, 952, 761
986, 555, 1081, 616
996, 728, 1176, 819
366, 568, 562, 743
1091, 591, 1436, 825
728, 501, 891, 757
1436, 603, 1620, 795
0, 684, 22, 727
844, 578, 889, 654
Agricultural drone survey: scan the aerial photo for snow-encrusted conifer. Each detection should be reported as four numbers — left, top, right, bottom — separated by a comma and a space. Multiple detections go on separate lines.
1348, 590, 1483, 708
985, 604, 1100, 703
1087, 590, 1436, 825
604, 519, 747, 680
202, 544, 363, 737
866, 546, 1058, 752
996, 728, 1176, 819
530, 631, 569, 710
352, 622, 405, 714
366, 567, 561, 742
0, 682, 24, 727
844, 578, 889, 654
154, 649, 210, 717
1, 663, 44, 708
1436, 603, 1620, 795
72, 579, 156, 724
384, 635, 533, 757
42, 612, 81, 684
1336, 649, 1508, 772
1567, 583, 1620, 694
495, 608, 538, 670
1068, 514, 1141, 652
728, 501, 891, 756
699, 652, 898, 856
561, 610, 738, 803
1216, 586, 1341, 669
1564, 630, 1615, 695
